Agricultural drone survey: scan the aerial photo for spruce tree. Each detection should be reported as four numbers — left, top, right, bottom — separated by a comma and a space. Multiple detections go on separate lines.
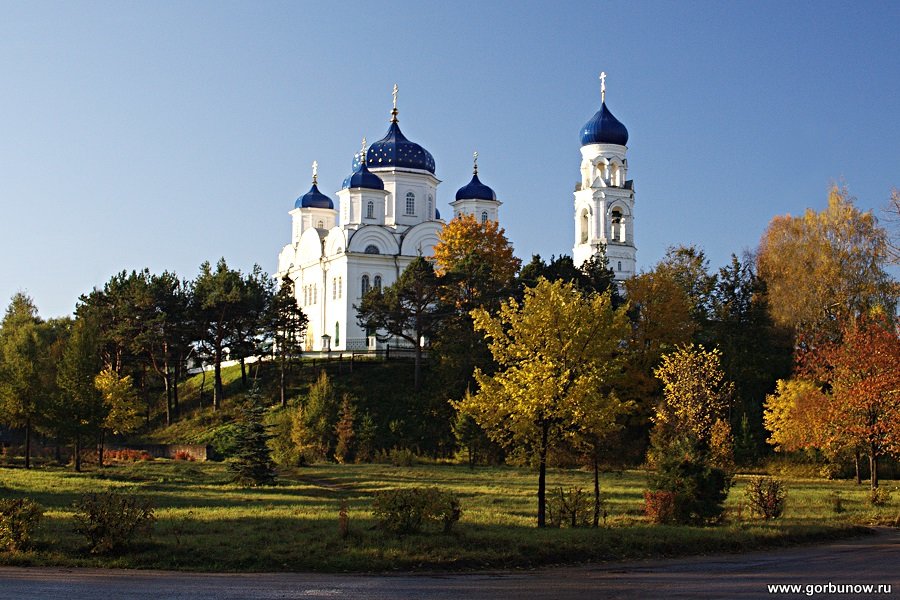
230, 387, 277, 486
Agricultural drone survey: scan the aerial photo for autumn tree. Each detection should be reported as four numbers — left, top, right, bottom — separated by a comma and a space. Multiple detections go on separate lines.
334, 394, 356, 464
0, 294, 45, 468
456, 279, 630, 527
757, 185, 895, 345
357, 257, 443, 391
94, 369, 142, 466
820, 318, 900, 489
763, 378, 829, 454
655, 245, 716, 326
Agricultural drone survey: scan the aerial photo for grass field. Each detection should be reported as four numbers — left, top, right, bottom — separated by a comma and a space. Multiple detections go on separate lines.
1, 460, 896, 572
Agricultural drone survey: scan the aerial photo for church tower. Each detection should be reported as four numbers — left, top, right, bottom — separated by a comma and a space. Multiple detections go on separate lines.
572, 73, 636, 281
451, 152, 501, 224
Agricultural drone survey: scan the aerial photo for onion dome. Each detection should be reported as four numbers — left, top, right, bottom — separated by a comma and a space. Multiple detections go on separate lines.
580, 102, 629, 146
455, 152, 496, 200
342, 139, 384, 190
354, 84, 435, 173
295, 161, 334, 209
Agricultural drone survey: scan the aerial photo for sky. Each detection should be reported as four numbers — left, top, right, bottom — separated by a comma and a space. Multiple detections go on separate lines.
1, 0, 898, 318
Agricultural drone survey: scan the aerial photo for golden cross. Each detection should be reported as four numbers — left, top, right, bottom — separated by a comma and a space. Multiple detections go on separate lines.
600, 71, 607, 103
392, 84, 398, 110
312, 160, 318, 184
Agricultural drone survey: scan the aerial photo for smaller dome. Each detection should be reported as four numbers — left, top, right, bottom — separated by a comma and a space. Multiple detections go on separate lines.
342, 158, 384, 191
580, 102, 629, 146
455, 173, 496, 201
295, 183, 334, 210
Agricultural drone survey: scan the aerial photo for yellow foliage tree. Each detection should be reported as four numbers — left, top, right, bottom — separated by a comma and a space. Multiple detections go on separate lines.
433, 213, 521, 309
455, 278, 630, 527
757, 185, 895, 342
94, 368, 142, 466
762, 378, 828, 453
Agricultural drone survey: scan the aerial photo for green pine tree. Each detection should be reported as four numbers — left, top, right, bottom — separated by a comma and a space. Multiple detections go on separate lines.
229, 386, 277, 486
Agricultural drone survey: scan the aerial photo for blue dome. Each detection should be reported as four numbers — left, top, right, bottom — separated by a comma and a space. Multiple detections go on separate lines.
295, 183, 334, 209
357, 121, 436, 174
580, 102, 629, 146
342, 158, 384, 191
455, 173, 496, 201
435, 207, 441, 220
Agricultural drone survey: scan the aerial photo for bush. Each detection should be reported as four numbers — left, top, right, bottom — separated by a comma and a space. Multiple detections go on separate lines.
73, 491, 155, 554
651, 438, 731, 525
173, 450, 195, 461
546, 486, 591, 528
829, 491, 845, 514
745, 476, 787, 519
103, 449, 153, 462
870, 487, 892, 507
643, 490, 677, 524
372, 487, 461, 535
0, 498, 43, 551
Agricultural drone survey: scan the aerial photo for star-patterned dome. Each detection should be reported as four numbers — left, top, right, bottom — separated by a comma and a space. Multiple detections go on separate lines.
342, 155, 384, 191
350, 121, 436, 174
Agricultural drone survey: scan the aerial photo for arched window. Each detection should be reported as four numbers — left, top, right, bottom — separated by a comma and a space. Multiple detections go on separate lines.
610, 209, 623, 242
338, 276, 342, 298
332, 278, 336, 300
361, 275, 370, 296
617, 261, 622, 272
405, 192, 415, 215
481, 211, 488, 224
427, 195, 433, 219
335, 322, 340, 346
317, 220, 324, 229
366, 201, 374, 219
580, 209, 589, 243
364, 244, 380, 254
374, 275, 382, 291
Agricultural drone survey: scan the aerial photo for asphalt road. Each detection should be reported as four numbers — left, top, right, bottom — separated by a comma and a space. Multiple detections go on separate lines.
0, 528, 897, 600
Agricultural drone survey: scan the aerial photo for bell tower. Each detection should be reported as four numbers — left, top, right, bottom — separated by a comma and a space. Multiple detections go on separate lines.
573, 72, 636, 281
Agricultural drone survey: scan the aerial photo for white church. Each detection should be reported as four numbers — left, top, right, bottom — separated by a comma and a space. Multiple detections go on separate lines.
276, 77, 636, 352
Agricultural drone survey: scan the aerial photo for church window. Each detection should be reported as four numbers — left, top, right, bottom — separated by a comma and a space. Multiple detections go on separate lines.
317, 220, 324, 229
313, 284, 317, 304
303, 286, 308, 306
364, 244, 380, 254
332, 278, 337, 300
427, 195, 433, 219
361, 275, 370, 296
366, 201, 374, 219
405, 192, 415, 215
374, 275, 382, 291
618, 261, 622, 272
335, 322, 340, 346
338, 276, 342, 298
580, 209, 589, 244
481, 211, 488, 224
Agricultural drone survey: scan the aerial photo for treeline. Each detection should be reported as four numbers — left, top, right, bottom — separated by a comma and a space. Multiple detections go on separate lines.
0, 258, 307, 469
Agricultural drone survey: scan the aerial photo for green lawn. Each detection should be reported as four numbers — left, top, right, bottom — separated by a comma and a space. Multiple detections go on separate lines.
0, 461, 894, 572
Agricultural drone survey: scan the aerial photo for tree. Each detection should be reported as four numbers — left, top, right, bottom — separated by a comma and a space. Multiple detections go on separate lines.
433, 213, 520, 309
757, 185, 895, 344
0, 294, 44, 468
267, 276, 308, 408
291, 371, 338, 461
649, 345, 735, 524
334, 394, 356, 464
456, 279, 630, 527
652, 345, 735, 451
228, 265, 273, 387
56, 318, 104, 472
357, 257, 443, 391
655, 245, 716, 326
820, 318, 900, 489
94, 369, 142, 467
763, 378, 829, 454
192, 259, 245, 410
230, 386, 277, 486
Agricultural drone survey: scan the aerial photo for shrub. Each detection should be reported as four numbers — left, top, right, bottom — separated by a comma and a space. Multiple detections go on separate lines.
546, 486, 591, 528
73, 491, 155, 554
0, 498, 43, 551
372, 487, 461, 535
173, 450, 195, 461
870, 487, 892, 507
745, 476, 787, 520
643, 490, 676, 524
104, 449, 153, 462
651, 438, 731, 525
829, 491, 845, 514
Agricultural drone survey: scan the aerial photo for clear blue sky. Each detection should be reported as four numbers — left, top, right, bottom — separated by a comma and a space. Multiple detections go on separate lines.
1, 1, 898, 318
